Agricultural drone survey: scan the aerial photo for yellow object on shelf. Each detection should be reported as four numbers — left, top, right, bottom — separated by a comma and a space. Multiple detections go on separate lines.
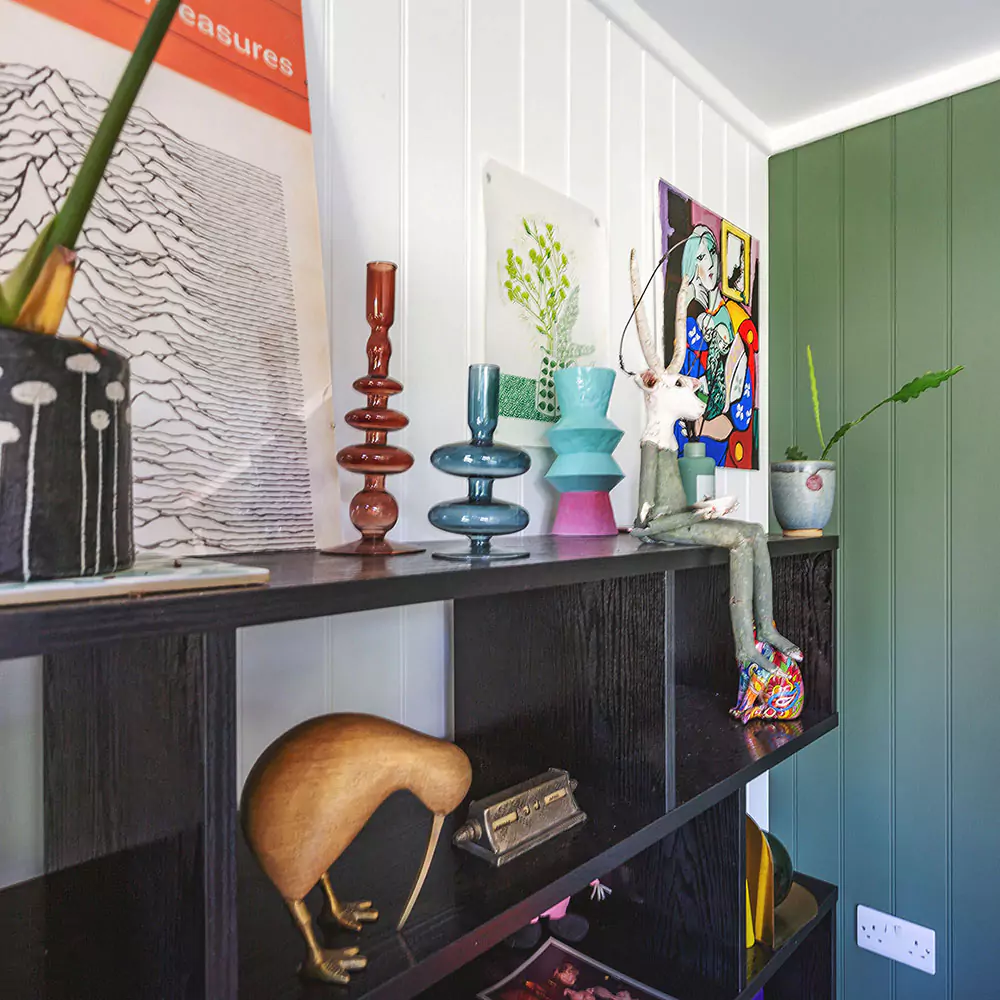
746, 815, 776, 947
745, 880, 755, 948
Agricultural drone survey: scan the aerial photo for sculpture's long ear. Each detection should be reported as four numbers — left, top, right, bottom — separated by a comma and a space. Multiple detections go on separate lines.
666, 272, 688, 376
397, 813, 445, 930
630, 249, 665, 378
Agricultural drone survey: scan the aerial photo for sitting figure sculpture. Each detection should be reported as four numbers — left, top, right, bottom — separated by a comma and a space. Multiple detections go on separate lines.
625, 249, 803, 723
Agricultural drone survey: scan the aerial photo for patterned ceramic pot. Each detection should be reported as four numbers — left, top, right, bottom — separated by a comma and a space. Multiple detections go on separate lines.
0, 327, 134, 581
770, 460, 835, 537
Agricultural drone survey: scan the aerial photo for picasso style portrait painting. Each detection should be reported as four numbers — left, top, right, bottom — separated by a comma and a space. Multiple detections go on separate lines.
657, 180, 760, 469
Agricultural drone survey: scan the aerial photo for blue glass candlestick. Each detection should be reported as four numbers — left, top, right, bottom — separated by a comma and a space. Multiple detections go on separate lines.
429, 364, 531, 561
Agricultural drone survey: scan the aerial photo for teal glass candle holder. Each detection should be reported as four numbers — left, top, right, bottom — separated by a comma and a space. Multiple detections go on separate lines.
428, 364, 531, 561
546, 367, 624, 536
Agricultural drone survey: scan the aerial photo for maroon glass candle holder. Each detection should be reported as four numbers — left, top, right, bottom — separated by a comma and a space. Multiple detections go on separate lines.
324, 262, 423, 557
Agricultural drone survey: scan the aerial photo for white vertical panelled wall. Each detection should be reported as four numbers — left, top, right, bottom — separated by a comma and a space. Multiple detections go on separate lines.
0, 0, 769, 889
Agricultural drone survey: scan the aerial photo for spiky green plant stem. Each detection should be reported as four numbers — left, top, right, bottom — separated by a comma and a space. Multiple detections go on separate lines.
0, 0, 180, 325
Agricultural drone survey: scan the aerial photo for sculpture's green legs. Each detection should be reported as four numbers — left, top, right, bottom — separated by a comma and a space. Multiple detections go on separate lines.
631, 446, 800, 664
636, 442, 659, 527
727, 530, 772, 674
650, 518, 774, 674
751, 527, 803, 661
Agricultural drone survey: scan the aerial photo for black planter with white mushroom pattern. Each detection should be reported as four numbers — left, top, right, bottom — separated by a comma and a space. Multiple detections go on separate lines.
0, 327, 133, 581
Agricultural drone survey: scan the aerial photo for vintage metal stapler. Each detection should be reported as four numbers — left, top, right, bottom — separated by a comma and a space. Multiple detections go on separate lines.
452, 768, 586, 866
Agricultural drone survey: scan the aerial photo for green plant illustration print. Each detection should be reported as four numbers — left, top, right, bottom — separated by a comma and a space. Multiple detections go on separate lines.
503, 219, 594, 420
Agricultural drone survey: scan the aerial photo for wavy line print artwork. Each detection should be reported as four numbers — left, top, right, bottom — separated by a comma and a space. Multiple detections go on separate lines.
0, 62, 316, 555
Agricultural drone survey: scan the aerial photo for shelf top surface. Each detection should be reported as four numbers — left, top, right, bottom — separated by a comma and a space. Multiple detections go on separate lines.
0, 533, 836, 658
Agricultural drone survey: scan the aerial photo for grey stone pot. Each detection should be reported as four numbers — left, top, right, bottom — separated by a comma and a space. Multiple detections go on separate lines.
770, 460, 836, 536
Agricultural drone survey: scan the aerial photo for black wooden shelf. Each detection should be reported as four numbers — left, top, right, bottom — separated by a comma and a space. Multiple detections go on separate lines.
0, 691, 836, 1000
0, 535, 835, 660
674, 688, 835, 807
0, 843, 835, 1000
14, 533, 838, 1000
236, 687, 835, 1000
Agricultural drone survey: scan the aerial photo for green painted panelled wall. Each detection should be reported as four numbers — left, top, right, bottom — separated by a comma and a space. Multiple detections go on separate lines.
769, 82, 1000, 1000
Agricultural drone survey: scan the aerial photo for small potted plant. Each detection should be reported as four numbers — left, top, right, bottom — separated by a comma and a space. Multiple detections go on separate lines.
772, 346, 962, 536
0, 0, 179, 580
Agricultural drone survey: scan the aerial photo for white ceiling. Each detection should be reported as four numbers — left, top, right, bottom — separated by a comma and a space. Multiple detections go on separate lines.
634, 0, 1000, 128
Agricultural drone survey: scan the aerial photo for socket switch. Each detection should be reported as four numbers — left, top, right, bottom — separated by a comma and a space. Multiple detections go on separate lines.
857, 904, 935, 975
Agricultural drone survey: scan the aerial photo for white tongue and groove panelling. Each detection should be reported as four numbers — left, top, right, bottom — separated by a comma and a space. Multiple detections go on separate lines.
0, 0, 768, 888
252, 0, 772, 785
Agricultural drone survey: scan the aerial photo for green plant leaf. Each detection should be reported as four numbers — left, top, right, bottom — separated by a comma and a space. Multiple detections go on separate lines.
785, 445, 809, 461
1, 0, 179, 323
0, 218, 55, 325
52, 0, 180, 251
807, 344, 825, 451
820, 365, 964, 460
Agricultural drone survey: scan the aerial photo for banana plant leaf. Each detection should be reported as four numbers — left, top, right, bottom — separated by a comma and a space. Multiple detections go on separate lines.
820, 366, 964, 460
0, 0, 180, 327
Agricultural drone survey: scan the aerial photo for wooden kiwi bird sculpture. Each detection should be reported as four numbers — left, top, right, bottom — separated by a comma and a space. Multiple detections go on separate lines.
240, 713, 472, 984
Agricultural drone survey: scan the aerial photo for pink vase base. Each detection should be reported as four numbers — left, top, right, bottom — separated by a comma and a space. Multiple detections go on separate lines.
552, 491, 618, 536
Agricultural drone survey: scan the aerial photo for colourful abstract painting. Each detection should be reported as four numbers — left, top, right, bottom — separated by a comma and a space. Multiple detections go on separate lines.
657, 180, 760, 469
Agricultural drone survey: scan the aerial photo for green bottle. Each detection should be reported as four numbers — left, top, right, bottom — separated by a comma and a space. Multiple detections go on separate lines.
678, 442, 716, 506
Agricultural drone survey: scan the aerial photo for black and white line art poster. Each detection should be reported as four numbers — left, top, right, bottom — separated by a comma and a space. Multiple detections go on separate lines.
0, 0, 340, 554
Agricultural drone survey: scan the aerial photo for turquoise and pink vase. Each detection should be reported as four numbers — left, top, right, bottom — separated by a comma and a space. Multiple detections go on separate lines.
545, 367, 623, 536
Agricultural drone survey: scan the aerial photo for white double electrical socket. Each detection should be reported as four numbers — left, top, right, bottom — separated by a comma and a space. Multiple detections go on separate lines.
857, 905, 936, 975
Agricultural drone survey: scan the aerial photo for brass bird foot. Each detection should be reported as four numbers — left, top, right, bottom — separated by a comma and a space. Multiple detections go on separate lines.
320, 896, 379, 933
300, 946, 367, 985
288, 896, 372, 985
320, 874, 380, 932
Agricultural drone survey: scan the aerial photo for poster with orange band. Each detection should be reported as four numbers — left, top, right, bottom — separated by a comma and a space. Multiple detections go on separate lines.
12, 0, 311, 129
0, 1, 340, 554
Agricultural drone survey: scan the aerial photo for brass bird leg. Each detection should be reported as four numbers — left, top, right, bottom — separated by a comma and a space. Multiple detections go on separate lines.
319, 872, 380, 932
287, 898, 368, 984
397, 813, 445, 930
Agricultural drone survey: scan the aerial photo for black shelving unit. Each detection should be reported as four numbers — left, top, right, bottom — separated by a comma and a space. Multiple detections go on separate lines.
0, 534, 837, 1000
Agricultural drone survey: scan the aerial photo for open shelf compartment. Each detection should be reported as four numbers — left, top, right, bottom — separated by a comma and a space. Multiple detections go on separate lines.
238, 543, 836, 999
413, 797, 837, 1000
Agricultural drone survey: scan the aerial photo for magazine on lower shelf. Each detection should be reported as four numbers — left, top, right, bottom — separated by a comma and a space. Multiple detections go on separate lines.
477, 938, 677, 1000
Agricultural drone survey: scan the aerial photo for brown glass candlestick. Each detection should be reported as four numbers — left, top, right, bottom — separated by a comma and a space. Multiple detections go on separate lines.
325, 262, 423, 556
